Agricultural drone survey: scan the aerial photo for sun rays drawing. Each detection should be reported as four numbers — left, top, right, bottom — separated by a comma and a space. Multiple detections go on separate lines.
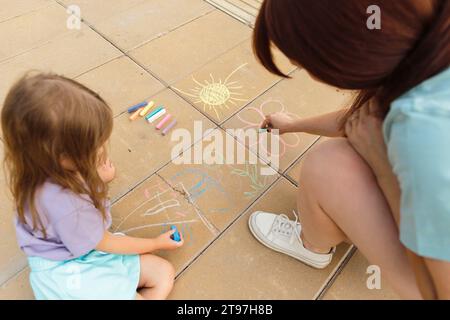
173, 63, 249, 120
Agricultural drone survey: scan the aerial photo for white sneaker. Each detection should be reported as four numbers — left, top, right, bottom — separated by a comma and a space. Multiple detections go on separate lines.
248, 211, 335, 269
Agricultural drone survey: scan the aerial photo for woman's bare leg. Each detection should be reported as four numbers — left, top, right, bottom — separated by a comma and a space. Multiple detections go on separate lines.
297, 138, 421, 299
137, 254, 175, 300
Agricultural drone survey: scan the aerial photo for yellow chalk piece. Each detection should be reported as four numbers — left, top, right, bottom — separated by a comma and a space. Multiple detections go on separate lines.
139, 101, 155, 117
129, 108, 143, 121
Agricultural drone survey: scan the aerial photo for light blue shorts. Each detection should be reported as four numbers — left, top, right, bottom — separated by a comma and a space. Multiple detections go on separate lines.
28, 250, 140, 300
384, 67, 450, 261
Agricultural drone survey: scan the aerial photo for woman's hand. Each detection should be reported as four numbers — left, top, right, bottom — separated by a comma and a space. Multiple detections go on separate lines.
260, 109, 348, 137
260, 112, 296, 134
155, 229, 184, 251
97, 158, 116, 183
345, 101, 391, 177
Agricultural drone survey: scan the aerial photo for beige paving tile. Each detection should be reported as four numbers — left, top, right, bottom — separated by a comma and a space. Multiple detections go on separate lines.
111, 174, 216, 273
0, 28, 121, 107
58, 0, 148, 23
94, 0, 214, 51
223, 69, 353, 172
158, 129, 279, 231
172, 41, 295, 124
169, 178, 351, 299
130, 10, 251, 84
0, 3, 71, 62
0, 28, 122, 108
323, 250, 399, 300
76, 56, 165, 117
0, 0, 52, 23
108, 88, 216, 200
0, 268, 34, 300
0, 142, 27, 286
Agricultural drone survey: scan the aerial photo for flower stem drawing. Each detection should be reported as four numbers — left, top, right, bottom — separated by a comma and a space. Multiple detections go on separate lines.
231, 163, 267, 198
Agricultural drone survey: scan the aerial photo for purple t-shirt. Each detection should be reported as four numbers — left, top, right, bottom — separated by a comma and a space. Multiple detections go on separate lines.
15, 181, 111, 261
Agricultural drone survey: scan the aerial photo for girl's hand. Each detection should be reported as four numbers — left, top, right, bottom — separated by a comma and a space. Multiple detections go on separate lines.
261, 112, 296, 134
155, 229, 184, 251
97, 158, 116, 183
345, 101, 391, 176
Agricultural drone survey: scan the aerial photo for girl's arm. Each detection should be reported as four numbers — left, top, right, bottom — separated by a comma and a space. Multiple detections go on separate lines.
262, 109, 348, 137
96, 230, 182, 255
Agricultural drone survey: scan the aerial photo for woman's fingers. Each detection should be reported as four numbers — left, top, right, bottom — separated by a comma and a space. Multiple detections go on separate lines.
361, 101, 371, 116
260, 117, 270, 129
345, 116, 354, 138
368, 98, 379, 115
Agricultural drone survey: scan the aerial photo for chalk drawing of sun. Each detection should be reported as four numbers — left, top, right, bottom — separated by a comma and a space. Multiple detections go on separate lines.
174, 63, 248, 120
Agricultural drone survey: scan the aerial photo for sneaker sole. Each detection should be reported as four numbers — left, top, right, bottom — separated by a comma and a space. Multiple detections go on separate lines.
248, 213, 331, 269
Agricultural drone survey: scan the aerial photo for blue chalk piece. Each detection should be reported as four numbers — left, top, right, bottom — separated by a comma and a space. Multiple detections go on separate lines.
127, 101, 148, 113
145, 106, 164, 120
170, 225, 181, 242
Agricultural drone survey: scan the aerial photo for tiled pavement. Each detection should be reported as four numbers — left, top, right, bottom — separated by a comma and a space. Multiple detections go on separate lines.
0, 1, 398, 299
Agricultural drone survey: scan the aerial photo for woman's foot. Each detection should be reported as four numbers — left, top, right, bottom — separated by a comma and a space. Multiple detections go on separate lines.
248, 211, 335, 269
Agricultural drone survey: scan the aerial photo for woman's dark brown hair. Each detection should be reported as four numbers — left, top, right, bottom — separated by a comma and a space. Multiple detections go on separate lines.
253, 0, 450, 124
1, 73, 113, 237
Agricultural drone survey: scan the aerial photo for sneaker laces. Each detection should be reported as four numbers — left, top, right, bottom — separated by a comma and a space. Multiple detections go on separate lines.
267, 210, 302, 245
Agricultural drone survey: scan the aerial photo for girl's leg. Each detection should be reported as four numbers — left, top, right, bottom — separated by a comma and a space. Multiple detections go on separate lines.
137, 254, 175, 300
298, 138, 421, 299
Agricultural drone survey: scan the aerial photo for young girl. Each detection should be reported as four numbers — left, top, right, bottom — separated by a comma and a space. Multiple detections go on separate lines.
1, 73, 183, 300
249, 0, 449, 299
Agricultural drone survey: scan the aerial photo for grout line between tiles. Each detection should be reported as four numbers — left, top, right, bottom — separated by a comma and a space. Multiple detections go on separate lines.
160, 35, 257, 126
111, 109, 280, 207
53, 0, 252, 128
0, 2, 54, 25
172, 175, 283, 280
10, 0, 336, 297
124, 8, 218, 53
52, 0, 205, 89
54, 0, 217, 53
206, 0, 256, 28
217, 67, 299, 126
109, 123, 220, 205
54, 0, 296, 139
281, 136, 322, 187
0, 261, 28, 289
314, 245, 357, 300
155, 172, 221, 236
0, 30, 77, 65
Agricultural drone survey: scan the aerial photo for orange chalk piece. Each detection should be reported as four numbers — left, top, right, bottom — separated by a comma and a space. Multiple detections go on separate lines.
129, 108, 143, 121
139, 101, 155, 117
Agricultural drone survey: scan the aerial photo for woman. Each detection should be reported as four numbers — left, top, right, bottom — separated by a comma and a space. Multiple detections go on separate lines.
248, 0, 449, 299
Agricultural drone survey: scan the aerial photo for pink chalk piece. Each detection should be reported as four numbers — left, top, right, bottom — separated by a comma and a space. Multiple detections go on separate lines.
144, 189, 150, 199
162, 119, 177, 136
156, 114, 172, 130
176, 211, 186, 217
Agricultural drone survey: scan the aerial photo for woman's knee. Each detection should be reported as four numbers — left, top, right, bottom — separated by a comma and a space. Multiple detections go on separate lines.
299, 137, 375, 190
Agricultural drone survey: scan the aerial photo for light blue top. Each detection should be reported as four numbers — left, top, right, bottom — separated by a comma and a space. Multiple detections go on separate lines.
384, 67, 450, 261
